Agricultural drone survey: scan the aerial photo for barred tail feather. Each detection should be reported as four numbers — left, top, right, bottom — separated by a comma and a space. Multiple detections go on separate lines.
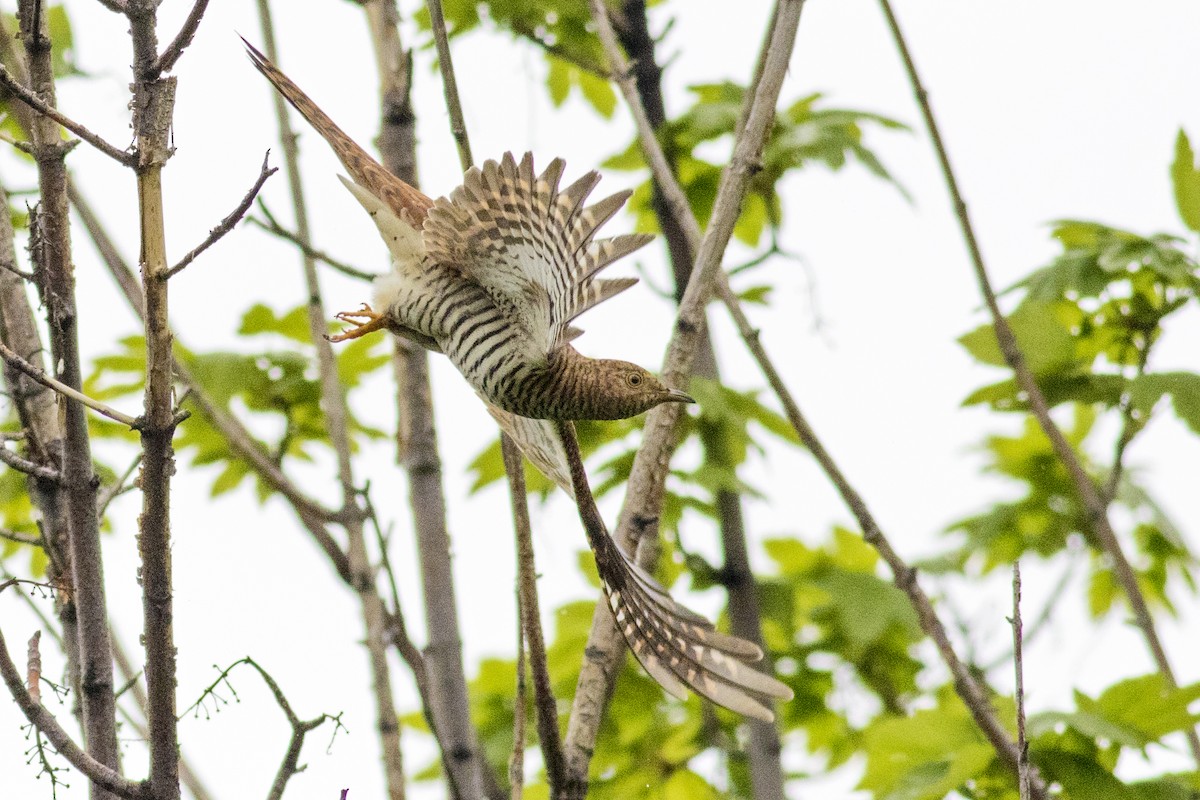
588, 524, 794, 721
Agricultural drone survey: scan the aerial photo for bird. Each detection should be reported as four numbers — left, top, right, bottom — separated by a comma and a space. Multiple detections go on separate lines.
245, 40, 793, 721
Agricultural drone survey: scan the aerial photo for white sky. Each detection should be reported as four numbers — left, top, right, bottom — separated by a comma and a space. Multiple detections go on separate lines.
3, 1, 1200, 798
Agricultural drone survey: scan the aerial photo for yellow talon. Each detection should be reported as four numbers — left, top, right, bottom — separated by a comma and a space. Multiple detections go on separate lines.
328, 303, 389, 342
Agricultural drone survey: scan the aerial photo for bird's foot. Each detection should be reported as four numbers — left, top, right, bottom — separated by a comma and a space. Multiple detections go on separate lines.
328, 304, 389, 342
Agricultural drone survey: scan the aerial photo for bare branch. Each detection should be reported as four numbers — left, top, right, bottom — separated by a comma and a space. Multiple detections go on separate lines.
0, 442, 58, 480
510, 587, 527, 800
154, 0, 212, 75
876, 0, 1200, 766
389, 2, 493, 795
1012, 563, 1032, 800
0, 340, 139, 427
248, 203, 378, 281
165, 153, 277, 279
592, 32, 780, 790
94, 0, 128, 12
254, 2, 406, 796
503, 434, 565, 792
0, 63, 133, 165
0, 600, 150, 798
509, 18, 609, 78
0, 527, 41, 547
67, 180, 354, 570
426, 0, 472, 167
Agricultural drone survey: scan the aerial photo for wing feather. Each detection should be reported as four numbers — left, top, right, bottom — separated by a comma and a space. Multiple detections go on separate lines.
422, 152, 650, 360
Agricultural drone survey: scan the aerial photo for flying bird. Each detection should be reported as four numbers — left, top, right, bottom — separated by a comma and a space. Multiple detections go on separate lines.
245, 40, 793, 720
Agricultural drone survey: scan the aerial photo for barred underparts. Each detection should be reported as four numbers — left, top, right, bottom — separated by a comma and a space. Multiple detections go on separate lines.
246, 40, 793, 721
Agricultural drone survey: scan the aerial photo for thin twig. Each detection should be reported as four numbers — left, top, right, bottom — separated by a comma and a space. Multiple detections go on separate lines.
0, 258, 35, 281
0, 63, 133, 165
0, 599, 150, 798
426, 0, 472, 167
0, 442, 57, 480
0, 340, 139, 428
510, 19, 609, 78
502, 434, 565, 792
165, 152, 277, 279
1012, 562, 1031, 800
248, 203, 378, 281
97, 452, 143, 517
719, 284, 1045, 795
0, 527, 41, 547
1103, 346, 1150, 504
153, 0, 211, 76
876, 0, 1200, 766
510, 583, 527, 800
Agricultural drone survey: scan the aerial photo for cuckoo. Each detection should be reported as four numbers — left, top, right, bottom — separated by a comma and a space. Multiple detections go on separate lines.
246, 41, 793, 721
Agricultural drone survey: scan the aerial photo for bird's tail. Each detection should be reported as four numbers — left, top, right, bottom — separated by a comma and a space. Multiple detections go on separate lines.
242, 37, 433, 225
495, 415, 794, 719
584, 517, 793, 721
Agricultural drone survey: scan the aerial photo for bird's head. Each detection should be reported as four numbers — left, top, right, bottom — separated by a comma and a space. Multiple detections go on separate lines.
590, 360, 694, 420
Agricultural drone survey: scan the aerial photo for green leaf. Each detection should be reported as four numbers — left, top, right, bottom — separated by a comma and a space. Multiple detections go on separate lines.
958, 301, 1078, 376
662, 770, 719, 800
46, 5, 79, 78
546, 57, 570, 107
811, 569, 919, 658
860, 692, 998, 799
1129, 372, 1200, 434
238, 303, 312, 344
1171, 129, 1200, 232
577, 69, 616, 119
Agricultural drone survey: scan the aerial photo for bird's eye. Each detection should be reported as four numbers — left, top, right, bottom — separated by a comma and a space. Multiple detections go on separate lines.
627, 373, 643, 387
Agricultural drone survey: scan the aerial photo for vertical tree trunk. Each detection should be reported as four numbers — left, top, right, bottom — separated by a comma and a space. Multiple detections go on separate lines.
17, 4, 121, 795
363, 4, 493, 795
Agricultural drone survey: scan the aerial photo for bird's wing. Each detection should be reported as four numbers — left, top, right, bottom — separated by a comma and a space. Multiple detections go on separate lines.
340, 176, 424, 269
485, 404, 575, 498
422, 152, 652, 362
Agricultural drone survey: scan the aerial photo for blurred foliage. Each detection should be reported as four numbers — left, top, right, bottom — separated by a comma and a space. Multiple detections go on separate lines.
949, 131, 1200, 624
82, 304, 389, 503
0, 4, 80, 160
605, 85, 908, 248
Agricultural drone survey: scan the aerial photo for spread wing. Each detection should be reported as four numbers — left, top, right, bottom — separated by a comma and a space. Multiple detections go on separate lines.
422, 152, 652, 364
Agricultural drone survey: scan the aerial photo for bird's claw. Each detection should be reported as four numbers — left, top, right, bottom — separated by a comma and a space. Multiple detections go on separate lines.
328, 303, 388, 342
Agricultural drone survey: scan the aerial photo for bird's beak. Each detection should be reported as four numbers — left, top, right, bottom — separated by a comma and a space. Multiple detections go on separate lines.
665, 388, 695, 404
